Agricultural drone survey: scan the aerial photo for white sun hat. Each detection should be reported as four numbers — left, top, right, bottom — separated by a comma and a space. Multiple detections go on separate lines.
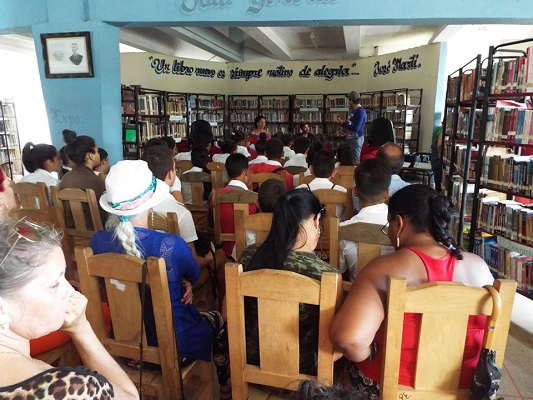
100, 160, 167, 216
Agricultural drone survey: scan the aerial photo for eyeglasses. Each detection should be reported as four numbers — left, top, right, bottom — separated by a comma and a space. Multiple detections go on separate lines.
381, 221, 389, 236
0, 218, 44, 269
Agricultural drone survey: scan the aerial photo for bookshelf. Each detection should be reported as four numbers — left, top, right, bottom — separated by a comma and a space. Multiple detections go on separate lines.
325, 93, 350, 150
467, 37, 533, 299
360, 90, 382, 138
292, 94, 324, 136
260, 94, 291, 136
228, 95, 258, 134
0, 100, 22, 179
189, 93, 225, 140
442, 55, 483, 247
166, 91, 189, 142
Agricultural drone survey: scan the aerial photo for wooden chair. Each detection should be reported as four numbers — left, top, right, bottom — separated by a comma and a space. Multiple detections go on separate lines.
207, 161, 228, 190
298, 172, 315, 186
12, 181, 50, 210
284, 165, 307, 176
381, 277, 516, 400
250, 171, 285, 189
148, 210, 180, 235
329, 218, 391, 272
225, 263, 342, 399
234, 211, 273, 261
313, 189, 350, 253
175, 160, 193, 178
51, 186, 103, 279
75, 247, 214, 400
180, 171, 211, 229
10, 207, 58, 227
332, 165, 356, 191
33, 341, 81, 366
212, 188, 258, 245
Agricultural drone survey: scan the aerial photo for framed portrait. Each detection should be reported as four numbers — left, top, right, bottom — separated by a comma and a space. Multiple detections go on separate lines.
41, 31, 94, 78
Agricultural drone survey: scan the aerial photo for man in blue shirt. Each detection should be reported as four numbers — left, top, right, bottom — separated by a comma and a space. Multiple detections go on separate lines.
339, 91, 367, 165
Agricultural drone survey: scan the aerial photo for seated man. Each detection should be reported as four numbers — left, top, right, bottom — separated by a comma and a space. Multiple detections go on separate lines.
284, 136, 311, 168
249, 138, 294, 190
340, 158, 395, 281
142, 145, 226, 303
297, 149, 347, 220
209, 153, 257, 260
281, 132, 296, 159
376, 142, 410, 197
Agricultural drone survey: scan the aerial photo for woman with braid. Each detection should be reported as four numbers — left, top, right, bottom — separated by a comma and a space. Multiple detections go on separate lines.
330, 184, 493, 400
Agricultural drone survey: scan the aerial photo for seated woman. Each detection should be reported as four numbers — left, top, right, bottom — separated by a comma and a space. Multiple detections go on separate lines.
0, 217, 138, 399
90, 160, 231, 398
239, 189, 338, 375
19, 142, 61, 188
330, 184, 494, 400
360, 117, 395, 162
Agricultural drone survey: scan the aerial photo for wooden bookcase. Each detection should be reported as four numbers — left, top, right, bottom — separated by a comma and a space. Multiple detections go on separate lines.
189, 93, 225, 140
292, 94, 324, 136
0, 100, 23, 179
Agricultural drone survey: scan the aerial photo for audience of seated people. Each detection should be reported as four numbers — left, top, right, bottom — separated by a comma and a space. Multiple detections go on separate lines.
284, 135, 311, 169
335, 143, 356, 167
376, 142, 410, 197
360, 117, 395, 162
90, 160, 231, 399
281, 132, 296, 159
175, 119, 217, 162
212, 139, 237, 164
181, 147, 212, 205
229, 129, 252, 159
93, 147, 110, 175
248, 132, 268, 165
19, 142, 61, 188
249, 138, 294, 190
239, 189, 338, 376
339, 158, 395, 281
297, 149, 347, 220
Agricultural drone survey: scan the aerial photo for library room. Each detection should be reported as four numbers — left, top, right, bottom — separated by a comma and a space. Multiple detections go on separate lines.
1, 1, 533, 399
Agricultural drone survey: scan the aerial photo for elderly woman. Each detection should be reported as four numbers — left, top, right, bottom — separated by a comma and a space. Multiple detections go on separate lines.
330, 184, 494, 400
0, 216, 139, 399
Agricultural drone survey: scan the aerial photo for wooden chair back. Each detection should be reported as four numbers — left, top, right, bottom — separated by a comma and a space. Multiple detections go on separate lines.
148, 210, 180, 235
75, 247, 213, 400
284, 165, 307, 176
298, 172, 315, 185
180, 171, 211, 228
381, 277, 516, 400
51, 186, 103, 279
312, 189, 350, 251
250, 171, 285, 189
10, 207, 58, 227
33, 341, 81, 367
12, 181, 50, 210
225, 263, 342, 398
329, 218, 391, 271
175, 160, 193, 178
234, 212, 273, 261
207, 161, 228, 190
212, 189, 258, 244
332, 165, 356, 191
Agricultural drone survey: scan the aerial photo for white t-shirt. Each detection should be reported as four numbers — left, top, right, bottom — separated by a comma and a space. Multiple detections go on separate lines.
339, 203, 394, 281
19, 169, 59, 188
237, 145, 251, 158
170, 176, 182, 193
296, 177, 347, 220
284, 153, 307, 168
248, 155, 268, 165
293, 167, 312, 188
283, 146, 296, 159
212, 153, 231, 164
174, 151, 192, 161
152, 192, 198, 243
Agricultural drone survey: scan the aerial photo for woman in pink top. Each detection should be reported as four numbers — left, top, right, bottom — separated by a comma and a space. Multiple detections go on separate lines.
330, 184, 494, 400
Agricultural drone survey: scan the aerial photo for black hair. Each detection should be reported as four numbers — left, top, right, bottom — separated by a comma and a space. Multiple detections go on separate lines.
225, 153, 248, 179
220, 139, 237, 154
312, 150, 336, 178
62, 129, 77, 145
191, 146, 209, 169
281, 132, 294, 146
336, 144, 355, 166
355, 158, 391, 203
97, 147, 108, 161
246, 189, 325, 271
141, 145, 174, 182
161, 136, 176, 151
306, 141, 324, 166
368, 117, 395, 146
231, 129, 246, 143
388, 184, 463, 259
254, 115, 266, 128
376, 142, 404, 175
293, 136, 312, 154
59, 146, 70, 165
258, 178, 287, 212
296, 379, 369, 400
190, 120, 214, 148
65, 135, 97, 165
265, 138, 284, 160
22, 142, 59, 173
299, 122, 309, 131
255, 133, 268, 155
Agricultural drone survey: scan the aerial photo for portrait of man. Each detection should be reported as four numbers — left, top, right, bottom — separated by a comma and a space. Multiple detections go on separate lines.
69, 43, 83, 65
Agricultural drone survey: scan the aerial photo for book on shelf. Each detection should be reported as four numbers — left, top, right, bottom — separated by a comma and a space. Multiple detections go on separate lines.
481, 152, 533, 195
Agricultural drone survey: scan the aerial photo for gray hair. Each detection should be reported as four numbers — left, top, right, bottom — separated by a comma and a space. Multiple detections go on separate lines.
0, 217, 62, 298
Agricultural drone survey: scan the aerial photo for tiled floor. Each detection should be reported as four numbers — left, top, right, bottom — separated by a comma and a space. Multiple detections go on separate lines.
498, 335, 533, 399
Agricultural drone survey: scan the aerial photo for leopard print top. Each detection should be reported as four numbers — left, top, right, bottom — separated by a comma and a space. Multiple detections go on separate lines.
0, 366, 114, 399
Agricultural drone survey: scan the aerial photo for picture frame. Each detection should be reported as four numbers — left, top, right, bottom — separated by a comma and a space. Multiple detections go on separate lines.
41, 31, 94, 78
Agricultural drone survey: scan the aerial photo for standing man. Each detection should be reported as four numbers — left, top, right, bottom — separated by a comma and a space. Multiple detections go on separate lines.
69, 43, 83, 65
338, 91, 366, 165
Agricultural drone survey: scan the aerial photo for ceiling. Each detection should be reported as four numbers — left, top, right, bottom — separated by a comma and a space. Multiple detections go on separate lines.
118, 24, 533, 63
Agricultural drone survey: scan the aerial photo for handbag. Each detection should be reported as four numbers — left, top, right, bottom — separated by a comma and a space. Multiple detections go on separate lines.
469, 348, 502, 400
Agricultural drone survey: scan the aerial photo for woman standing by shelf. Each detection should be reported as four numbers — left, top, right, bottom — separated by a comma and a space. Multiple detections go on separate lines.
248, 115, 270, 149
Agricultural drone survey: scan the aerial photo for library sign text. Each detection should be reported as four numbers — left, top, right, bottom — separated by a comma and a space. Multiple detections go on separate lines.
373, 54, 421, 77
178, 0, 337, 14
230, 63, 358, 82
149, 57, 226, 79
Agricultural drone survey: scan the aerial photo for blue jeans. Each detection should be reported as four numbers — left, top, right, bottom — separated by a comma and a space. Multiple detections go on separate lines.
345, 135, 365, 162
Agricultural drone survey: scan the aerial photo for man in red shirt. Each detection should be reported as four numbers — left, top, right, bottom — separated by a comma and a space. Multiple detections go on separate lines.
248, 138, 294, 190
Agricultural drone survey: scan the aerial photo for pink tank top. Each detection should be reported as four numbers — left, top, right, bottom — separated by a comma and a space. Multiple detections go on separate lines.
356, 247, 486, 388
